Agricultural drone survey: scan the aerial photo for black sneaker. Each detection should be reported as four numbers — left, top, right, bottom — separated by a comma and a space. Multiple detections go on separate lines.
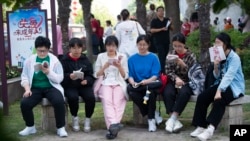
106, 130, 117, 140
109, 124, 119, 136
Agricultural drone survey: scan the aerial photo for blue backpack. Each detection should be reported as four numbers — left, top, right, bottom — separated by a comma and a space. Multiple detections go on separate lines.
188, 63, 205, 95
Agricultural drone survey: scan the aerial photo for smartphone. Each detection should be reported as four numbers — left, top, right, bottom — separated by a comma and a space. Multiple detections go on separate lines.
108, 59, 117, 65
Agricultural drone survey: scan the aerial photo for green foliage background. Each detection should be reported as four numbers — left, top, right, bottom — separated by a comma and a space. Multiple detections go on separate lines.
186, 28, 250, 79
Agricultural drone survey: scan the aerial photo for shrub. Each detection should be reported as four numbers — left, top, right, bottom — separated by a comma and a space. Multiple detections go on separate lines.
6, 66, 21, 79
186, 28, 250, 78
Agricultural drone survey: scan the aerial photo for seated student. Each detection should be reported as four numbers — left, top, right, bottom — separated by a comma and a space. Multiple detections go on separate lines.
94, 35, 128, 139
19, 36, 68, 137
60, 37, 95, 132
127, 35, 161, 132
190, 32, 245, 141
163, 33, 196, 133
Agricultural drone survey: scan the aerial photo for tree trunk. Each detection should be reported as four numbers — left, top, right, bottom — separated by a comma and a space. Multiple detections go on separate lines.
23, 0, 42, 7
163, 0, 181, 34
80, 0, 93, 63
136, 0, 147, 31
57, 0, 71, 55
197, 1, 210, 73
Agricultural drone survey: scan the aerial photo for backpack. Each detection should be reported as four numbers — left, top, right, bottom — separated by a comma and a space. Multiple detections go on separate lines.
188, 63, 205, 95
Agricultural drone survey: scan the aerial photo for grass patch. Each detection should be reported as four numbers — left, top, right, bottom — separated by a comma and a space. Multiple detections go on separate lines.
1, 80, 250, 140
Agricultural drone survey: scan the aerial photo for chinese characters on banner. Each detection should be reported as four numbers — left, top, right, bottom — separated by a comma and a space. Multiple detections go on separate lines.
7, 8, 47, 67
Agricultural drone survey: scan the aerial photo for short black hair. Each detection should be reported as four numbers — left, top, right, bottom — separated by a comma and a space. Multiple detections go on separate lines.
105, 35, 119, 47
35, 36, 51, 49
69, 37, 83, 48
172, 33, 186, 44
136, 34, 150, 45
156, 6, 164, 11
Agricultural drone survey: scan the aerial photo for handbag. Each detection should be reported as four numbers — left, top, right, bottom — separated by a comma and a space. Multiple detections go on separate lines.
135, 22, 143, 36
93, 75, 103, 96
159, 73, 168, 94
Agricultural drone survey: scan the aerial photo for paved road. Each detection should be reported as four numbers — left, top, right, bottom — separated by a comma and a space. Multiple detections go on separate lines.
29, 126, 229, 141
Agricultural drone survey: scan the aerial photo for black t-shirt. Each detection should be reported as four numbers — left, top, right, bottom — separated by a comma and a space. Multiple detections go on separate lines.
150, 17, 171, 44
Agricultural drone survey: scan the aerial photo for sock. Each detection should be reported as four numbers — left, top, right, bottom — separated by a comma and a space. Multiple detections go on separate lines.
208, 124, 215, 132
170, 114, 177, 121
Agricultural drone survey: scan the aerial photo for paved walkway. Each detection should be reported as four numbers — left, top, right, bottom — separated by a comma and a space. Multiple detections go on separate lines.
29, 126, 229, 141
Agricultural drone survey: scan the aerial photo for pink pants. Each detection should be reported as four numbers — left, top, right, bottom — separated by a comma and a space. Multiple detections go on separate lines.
98, 85, 127, 129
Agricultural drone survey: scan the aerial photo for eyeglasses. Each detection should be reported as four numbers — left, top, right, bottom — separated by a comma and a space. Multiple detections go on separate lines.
173, 45, 184, 49
36, 49, 49, 54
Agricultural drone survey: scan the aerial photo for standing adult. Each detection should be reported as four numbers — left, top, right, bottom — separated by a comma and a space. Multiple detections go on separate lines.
181, 18, 191, 36
114, 15, 121, 31
94, 36, 128, 139
146, 3, 157, 53
224, 17, 234, 30
103, 20, 113, 42
190, 32, 245, 141
19, 36, 68, 137
97, 20, 105, 53
115, 9, 145, 58
90, 13, 100, 55
147, 4, 157, 32
242, 14, 250, 33
150, 6, 173, 73
60, 38, 96, 132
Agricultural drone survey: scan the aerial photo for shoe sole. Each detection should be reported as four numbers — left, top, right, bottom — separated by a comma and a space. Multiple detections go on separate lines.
83, 128, 91, 133
19, 129, 37, 136
173, 125, 183, 133
72, 127, 80, 132
197, 135, 212, 141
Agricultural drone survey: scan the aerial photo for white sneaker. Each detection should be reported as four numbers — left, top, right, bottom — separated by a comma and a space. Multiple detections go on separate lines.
197, 128, 213, 141
83, 118, 91, 132
155, 111, 163, 125
190, 127, 205, 137
173, 120, 183, 133
72, 116, 80, 131
57, 127, 68, 137
148, 119, 157, 132
165, 118, 175, 133
19, 126, 37, 136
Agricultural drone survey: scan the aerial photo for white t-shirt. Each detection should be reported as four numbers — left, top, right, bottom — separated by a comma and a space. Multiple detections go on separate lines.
115, 20, 145, 57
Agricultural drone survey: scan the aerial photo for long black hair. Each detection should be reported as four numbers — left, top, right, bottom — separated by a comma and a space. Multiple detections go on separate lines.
216, 32, 235, 51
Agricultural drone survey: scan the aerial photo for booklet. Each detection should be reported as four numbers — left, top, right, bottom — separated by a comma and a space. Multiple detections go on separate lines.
166, 20, 171, 28
73, 68, 84, 80
34, 61, 49, 72
166, 54, 178, 62
209, 46, 226, 62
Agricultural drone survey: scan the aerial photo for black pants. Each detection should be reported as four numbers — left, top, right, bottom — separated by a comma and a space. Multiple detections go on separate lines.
99, 38, 105, 53
162, 80, 193, 115
192, 84, 236, 129
154, 40, 170, 73
64, 86, 95, 118
20, 87, 65, 128
128, 85, 158, 119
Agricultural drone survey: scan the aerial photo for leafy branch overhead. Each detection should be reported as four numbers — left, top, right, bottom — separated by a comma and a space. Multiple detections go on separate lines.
212, 0, 250, 15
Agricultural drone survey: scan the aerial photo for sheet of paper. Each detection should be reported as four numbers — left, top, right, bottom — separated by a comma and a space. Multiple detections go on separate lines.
166, 21, 171, 28
73, 68, 84, 80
